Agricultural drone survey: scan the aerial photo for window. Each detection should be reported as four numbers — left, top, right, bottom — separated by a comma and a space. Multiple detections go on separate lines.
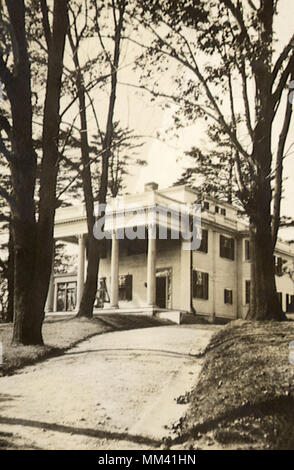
277, 292, 283, 307
274, 256, 284, 276
118, 274, 132, 301
215, 206, 226, 216
245, 239, 251, 261
193, 270, 209, 300
220, 235, 235, 260
197, 228, 208, 253
57, 281, 77, 312
224, 289, 233, 304
203, 201, 210, 211
286, 294, 294, 313
96, 277, 110, 307
245, 280, 250, 304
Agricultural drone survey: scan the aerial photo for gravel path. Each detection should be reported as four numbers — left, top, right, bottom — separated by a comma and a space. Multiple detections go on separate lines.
0, 324, 217, 450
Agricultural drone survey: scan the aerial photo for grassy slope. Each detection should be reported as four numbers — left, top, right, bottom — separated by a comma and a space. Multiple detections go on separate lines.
174, 319, 294, 450
0, 314, 169, 377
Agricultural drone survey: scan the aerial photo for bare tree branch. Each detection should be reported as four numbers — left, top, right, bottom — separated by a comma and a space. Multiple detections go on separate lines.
271, 33, 294, 86
272, 72, 294, 244
240, 59, 254, 140
40, 0, 52, 51
272, 53, 294, 109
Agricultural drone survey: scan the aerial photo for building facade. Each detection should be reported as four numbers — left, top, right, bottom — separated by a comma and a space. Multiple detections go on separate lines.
45, 183, 294, 323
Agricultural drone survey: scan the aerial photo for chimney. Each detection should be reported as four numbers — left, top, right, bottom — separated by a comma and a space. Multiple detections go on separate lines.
144, 182, 158, 192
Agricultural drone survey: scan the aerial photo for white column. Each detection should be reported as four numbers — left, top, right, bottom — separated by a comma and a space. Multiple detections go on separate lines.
45, 241, 55, 313
77, 234, 86, 308
110, 230, 119, 308
147, 224, 157, 307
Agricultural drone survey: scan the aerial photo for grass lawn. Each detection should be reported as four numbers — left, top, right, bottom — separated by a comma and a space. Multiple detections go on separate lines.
173, 319, 294, 450
0, 313, 169, 377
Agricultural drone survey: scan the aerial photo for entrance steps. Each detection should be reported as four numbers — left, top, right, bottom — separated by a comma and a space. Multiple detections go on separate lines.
94, 307, 183, 324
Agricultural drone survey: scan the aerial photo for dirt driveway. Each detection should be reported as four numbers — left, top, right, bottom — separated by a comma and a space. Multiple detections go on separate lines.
0, 324, 217, 450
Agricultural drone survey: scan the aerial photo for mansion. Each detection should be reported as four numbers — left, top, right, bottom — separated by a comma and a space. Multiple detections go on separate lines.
45, 183, 294, 323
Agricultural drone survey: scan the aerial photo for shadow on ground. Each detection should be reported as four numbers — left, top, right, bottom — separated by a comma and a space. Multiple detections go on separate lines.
0, 415, 162, 449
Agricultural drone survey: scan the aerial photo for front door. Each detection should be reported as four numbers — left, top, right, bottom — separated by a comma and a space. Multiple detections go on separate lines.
156, 276, 167, 308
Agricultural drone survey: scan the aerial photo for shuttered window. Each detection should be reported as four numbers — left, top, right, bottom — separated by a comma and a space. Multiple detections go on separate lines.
193, 270, 209, 300
224, 289, 233, 305
220, 235, 235, 260
197, 228, 208, 253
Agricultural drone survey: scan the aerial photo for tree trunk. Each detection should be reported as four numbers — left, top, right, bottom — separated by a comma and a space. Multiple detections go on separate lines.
77, 239, 101, 318
75, 85, 100, 318
67, 29, 100, 319
72, 2, 125, 318
7, 0, 68, 345
11, 213, 38, 344
246, 193, 285, 321
27, 0, 68, 343
6, 222, 14, 323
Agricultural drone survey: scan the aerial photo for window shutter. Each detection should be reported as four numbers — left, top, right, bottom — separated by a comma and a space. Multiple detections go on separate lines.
203, 273, 209, 300
125, 275, 132, 301
245, 280, 250, 304
203, 229, 208, 253
230, 238, 235, 260
220, 235, 225, 258
197, 229, 208, 253
277, 257, 283, 276
245, 240, 250, 260
192, 270, 197, 298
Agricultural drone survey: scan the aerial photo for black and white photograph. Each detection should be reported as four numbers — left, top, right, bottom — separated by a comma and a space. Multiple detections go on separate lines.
0, 0, 294, 456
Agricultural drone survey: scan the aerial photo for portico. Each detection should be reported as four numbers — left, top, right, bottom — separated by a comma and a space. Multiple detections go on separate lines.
49, 183, 191, 320
107, 223, 158, 311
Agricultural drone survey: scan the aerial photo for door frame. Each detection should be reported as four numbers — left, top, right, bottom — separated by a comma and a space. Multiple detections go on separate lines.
156, 267, 172, 309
